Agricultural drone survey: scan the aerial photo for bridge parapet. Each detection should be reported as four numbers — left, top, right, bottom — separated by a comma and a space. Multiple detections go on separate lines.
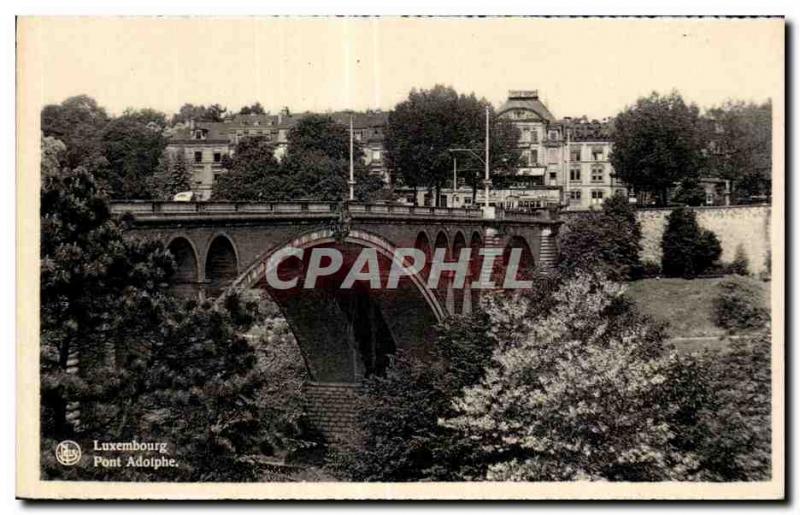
109, 201, 560, 224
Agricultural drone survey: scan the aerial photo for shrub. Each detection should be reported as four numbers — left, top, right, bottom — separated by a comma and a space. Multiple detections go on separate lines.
729, 244, 750, 275
559, 193, 642, 281
442, 272, 701, 481
661, 207, 722, 278
713, 275, 769, 331
636, 259, 662, 279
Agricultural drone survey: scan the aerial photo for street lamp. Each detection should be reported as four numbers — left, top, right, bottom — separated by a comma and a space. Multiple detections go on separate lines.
449, 106, 492, 212
348, 115, 355, 201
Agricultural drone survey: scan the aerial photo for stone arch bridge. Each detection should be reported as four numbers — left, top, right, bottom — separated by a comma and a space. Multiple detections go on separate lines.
111, 201, 561, 385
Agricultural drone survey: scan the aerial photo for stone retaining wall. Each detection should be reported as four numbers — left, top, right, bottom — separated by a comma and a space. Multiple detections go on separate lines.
562, 205, 772, 274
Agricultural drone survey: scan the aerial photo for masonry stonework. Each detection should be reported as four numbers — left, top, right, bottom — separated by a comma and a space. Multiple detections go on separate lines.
636, 205, 771, 275
564, 205, 771, 275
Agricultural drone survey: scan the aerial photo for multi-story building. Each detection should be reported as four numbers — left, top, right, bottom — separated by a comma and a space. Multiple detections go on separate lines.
497, 90, 626, 210
166, 91, 622, 208
166, 110, 389, 200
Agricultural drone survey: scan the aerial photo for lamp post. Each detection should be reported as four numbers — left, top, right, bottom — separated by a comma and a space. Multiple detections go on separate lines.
449, 106, 492, 212
348, 115, 355, 201
483, 105, 491, 210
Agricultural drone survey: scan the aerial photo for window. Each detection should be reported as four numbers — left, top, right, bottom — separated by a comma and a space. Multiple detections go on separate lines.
193, 129, 205, 140
549, 171, 557, 186
548, 130, 559, 141
591, 166, 604, 183
570, 147, 581, 162
530, 149, 539, 165
570, 167, 581, 182
521, 127, 531, 143
194, 151, 202, 163
547, 148, 559, 164
705, 192, 714, 205
591, 190, 604, 205
372, 150, 382, 162
569, 190, 582, 202
213, 152, 222, 163
592, 146, 604, 160
531, 129, 539, 143
464, 197, 472, 205
521, 150, 532, 166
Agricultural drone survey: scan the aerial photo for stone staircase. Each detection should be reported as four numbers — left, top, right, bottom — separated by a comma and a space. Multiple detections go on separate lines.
538, 228, 558, 270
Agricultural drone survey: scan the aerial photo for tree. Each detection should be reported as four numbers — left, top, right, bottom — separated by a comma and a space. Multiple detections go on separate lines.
441, 273, 702, 481
558, 192, 642, 280
385, 85, 519, 205
212, 137, 283, 201
661, 207, 722, 278
150, 150, 192, 199
239, 102, 266, 115
703, 100, 772, 202
41, 95, 110, 182
611, 91, 706, 206
40, 135, 174, 439
280, 114, 385, 202
672, 177, 707, 207
171, 103, 227, 124
40, 136, 315, 480
100, 110, 168, 198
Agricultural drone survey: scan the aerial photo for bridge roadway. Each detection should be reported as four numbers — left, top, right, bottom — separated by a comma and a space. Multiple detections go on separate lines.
110, 200, 562, 383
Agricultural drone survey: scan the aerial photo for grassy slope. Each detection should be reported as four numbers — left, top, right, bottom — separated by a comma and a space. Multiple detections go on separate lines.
624, 277, 769, 349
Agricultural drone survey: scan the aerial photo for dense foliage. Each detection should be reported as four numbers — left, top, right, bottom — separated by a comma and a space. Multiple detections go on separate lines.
611, 92, 706, 206
691, 330, 771, 480
150, 149, 191, 199
441, 273, 705, 481
40, 137, 314, 481
329, 311, 496, 481
558, 193, 642, 281
661, 207, 722, 278
703, 100, 772, 202
171, 103, 228, 124
212, 116, 385, 202
671, 177, 708, 207
384, 85, 519, 204
712, 275, 769, 331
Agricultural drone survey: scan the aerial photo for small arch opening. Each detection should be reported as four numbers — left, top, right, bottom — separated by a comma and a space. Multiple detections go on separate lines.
205, 235, 238, 295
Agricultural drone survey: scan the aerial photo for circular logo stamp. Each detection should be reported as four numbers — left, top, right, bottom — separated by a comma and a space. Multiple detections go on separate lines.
55, 440, 81, 466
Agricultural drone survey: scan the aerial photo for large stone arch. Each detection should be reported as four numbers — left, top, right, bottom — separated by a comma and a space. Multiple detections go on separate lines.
228, 228, 447, 383
205, 233, 239, 295
231, 228, 445, 321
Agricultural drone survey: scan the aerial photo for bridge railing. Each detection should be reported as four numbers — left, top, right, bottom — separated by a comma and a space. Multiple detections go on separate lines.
109, 201, 559, 222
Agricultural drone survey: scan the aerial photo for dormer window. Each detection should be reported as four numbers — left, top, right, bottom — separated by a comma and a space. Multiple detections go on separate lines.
193, 129, 206, 140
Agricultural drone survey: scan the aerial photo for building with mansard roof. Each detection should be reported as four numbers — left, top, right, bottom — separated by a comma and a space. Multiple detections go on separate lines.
496, 90, 625, 210
166, 110, 388, 200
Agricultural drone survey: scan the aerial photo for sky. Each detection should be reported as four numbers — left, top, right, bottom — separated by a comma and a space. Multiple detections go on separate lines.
19, 17, 784, 120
